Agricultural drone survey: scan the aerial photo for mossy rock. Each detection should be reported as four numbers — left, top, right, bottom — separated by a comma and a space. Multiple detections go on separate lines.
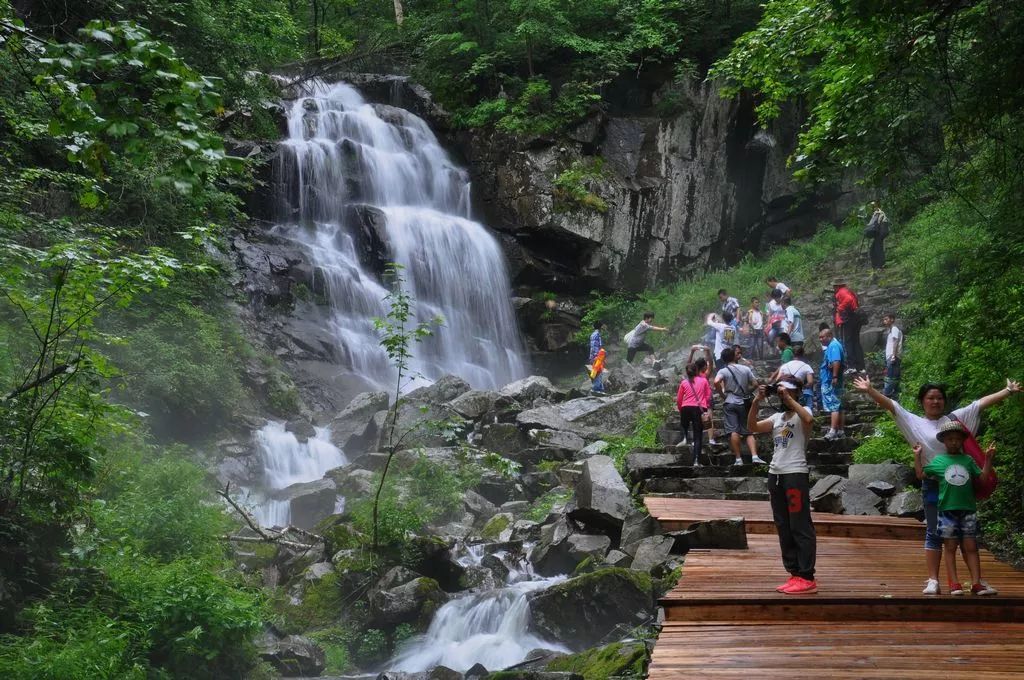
279, 571, 343, 631
481, 513, 512, 540
547, 641, 648, 679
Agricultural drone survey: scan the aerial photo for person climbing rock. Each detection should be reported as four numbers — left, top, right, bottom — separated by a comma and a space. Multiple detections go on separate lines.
748, 381, 817, 594
625, 312, 668, 363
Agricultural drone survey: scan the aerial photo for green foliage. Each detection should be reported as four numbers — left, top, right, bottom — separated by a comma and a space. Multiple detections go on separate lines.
553, 158, 609, 213
604, 402, 671, 474
480, 513, 512, 540
525, 488, 573, 522
853, 420, 912, 466
352, 628, 388, 666
307, 627, 353, 675
576, 224, 862, 346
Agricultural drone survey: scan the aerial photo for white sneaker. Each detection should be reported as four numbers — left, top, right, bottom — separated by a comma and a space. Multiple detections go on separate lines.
708, 438, 719, 446
823, 430, 839, 441
922, 579, 940, 595
692, 460, 702, 468
732, 458, 743, 466
674, 439, 688, 449
751, 455, 768, 465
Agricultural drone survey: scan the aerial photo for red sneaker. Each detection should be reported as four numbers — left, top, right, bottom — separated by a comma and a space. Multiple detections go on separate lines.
776, 576, 799, 593
949, 582, 964, 596
782, 577, 818, 594
971, 582, 997, 596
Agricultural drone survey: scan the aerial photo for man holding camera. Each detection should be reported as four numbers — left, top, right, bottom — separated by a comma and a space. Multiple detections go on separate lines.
714, 347, 766, 466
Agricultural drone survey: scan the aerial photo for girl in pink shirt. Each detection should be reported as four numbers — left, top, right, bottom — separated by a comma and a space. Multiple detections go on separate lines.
677, 360, 712, 466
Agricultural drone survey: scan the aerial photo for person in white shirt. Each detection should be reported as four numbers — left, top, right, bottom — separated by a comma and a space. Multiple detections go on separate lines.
769, 347, 815, 413
782, 297, 804, 348
748, 381, 817, 594
766, 276, 792, 298
746, 297, 765, 359
626, 311, 668, 363
853, 374, 1021, 594
882, 313, 903, 398
705, 312, 739, 372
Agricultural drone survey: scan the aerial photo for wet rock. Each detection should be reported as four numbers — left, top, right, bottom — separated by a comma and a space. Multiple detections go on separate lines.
570, 455, 632, 530
629, 535, 675, 573
576, 440, 610, 458
527, 568, 655, 651
475, 472, 525, 506
620, 507, 660, 550
465, 662, 489, 679
809, 474, 846, 514
545, 640, 647, 679
271, 477, 338, 530
847, 463, 916, 489
478, 422, 528, 456
530, 516, 577, 576
500, 375, 563, 404
464, 490, 499, 521
667, 518, 748, 551
516, 393, 658, 439
329, 390, 389, 453
407, 374, 473, 404
369, 576, 448, 627
448, 389, 504, 419
566, 534, 612, 563
867, 480, 896, 497
500, 500, 531, 515
887, 489, 925, 518
480, 513, 514, 541
511, 519, 542, 543
481, 553, 510, 583
215, 455, 261, 486
257, 631, 326, 677
604, 549, 632, 567
332, 467, 376, 496
405, 536, 466, 592
528, 429, 586, 453
376, 566, 419, 591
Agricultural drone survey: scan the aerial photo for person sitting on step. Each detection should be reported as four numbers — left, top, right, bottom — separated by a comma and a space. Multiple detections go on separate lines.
913, 420, 998, 596
748, 380, 817, 595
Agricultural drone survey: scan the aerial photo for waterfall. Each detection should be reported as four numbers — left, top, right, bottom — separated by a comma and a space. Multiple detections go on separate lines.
249, 421, 346, 527
389, 547, 568, 672
273, 80, 528, 390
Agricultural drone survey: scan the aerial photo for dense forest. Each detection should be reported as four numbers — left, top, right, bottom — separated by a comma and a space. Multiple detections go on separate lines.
1, 0, 1023, 677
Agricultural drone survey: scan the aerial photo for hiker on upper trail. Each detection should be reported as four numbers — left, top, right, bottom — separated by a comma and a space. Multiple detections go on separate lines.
714, 347, 765, 466
882, 312, 903, 398
719, 289, 740, 318
766, 276, 792, 299
706, 312, 740, 373
782, 297, 804, 351
765, 290, 786, 352
678, 360, 712, 467
865, 201, 891, 270
832, 280, 865, 372
748, 380, 817, 595
625, 311, 668, 363
819, 325, 847, 440
588, 320, 607, 394
914, 421, 998, 596
853, 374, 1021, 594
776, 332, 794, 365
746, 296, 765, 360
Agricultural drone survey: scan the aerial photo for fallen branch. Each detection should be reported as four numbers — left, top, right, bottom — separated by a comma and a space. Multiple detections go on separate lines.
217, 482, 325, 550
220, 534, 318, 551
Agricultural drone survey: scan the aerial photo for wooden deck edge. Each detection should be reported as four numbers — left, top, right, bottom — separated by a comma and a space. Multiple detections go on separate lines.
662, 600, 1024, 623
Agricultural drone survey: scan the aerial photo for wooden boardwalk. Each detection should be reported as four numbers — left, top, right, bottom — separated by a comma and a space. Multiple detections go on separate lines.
645, 496, 923, 539
647, 498, 1024, 678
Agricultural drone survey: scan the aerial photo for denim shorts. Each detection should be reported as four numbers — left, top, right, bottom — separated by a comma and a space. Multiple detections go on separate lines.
938, 510, 979, 540
821, 381, 843, 413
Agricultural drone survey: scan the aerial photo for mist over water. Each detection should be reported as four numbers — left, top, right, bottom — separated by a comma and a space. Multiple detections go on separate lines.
273, 80, 527, 390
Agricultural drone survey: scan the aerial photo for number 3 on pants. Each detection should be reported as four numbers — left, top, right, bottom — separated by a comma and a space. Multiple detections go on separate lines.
786, 488, 803, 513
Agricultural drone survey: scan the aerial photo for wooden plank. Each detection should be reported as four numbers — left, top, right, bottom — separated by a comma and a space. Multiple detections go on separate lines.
645, 496, 924, 539
649, 621, 1024, 678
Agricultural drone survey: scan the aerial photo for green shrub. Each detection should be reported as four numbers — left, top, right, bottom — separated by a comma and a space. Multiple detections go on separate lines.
852, 420, 913, 465
553, 158, 610, 213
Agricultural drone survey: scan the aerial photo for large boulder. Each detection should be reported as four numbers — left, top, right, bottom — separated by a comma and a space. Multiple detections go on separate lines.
809, 474, 846, 514
406, 374, 473, 403
478, 422, 528, 456
530, 516, 577, 576
570, 456, 632, 530
516, 393, 657, 439
628, 535, 675, 573
811, 475, 884, 515
328, 390, 389, 453
271, 478, 338, 530
566, 533, 612, 564
527, 569, 655, 651
620, 508, 660, 550
847, 463, 916, 489
528, 429, 586, 454
499, 375, 563, 403
369, 576, 449, 627
257, 631, 326, 677
546, 640, 648, 679
448, 389, 504, 420
887, 489, 925, 518
667, 517, 748, 551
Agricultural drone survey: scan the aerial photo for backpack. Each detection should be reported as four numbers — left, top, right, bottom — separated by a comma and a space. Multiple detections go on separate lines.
951, 416, 998, 501
848, 289, 870, 326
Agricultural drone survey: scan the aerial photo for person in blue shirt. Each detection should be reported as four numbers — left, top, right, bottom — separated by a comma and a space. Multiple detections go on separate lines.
818, 325, 846, 440
589, 320, 606, 393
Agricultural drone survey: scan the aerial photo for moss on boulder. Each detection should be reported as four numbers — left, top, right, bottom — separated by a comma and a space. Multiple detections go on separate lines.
547, 640, 648, 679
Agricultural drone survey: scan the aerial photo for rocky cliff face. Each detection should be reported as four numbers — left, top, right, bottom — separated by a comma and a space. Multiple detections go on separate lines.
456, 80, 855, 293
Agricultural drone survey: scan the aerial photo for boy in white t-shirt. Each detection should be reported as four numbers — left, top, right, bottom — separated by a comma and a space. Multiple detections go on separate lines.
748, 381, 817, 594
746, 297, 765, 359
882, 313, 903, 398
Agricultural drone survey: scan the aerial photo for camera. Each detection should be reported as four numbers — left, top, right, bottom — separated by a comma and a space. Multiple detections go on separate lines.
764, 383, 780, 396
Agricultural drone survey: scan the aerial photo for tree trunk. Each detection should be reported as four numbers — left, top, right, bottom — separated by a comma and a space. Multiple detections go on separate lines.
393, 0, 404, 26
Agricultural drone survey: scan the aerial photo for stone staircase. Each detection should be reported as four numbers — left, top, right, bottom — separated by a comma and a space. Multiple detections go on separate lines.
627, 357, 890, 503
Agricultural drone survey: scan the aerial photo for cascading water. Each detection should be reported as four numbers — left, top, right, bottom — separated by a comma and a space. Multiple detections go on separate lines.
273, 80, 527, 390
388, 546, 568, 672
249, 421, 346, 527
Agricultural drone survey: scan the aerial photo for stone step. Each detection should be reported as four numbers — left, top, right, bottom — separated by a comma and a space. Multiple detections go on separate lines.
631, 462, 852, 482
641, 475, 768, 497
643, 490, 770, 502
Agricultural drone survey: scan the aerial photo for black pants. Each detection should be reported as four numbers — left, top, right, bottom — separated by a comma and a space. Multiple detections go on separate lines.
627, 342, 653, 363
838, 320, 865, 371
870, 236, 886, 269
679, 406, 704, 465
768, 473, 816, 580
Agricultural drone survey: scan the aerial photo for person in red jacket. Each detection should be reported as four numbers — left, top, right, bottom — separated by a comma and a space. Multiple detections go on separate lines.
677, 361, 712, 466
832, 280, 865, 371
